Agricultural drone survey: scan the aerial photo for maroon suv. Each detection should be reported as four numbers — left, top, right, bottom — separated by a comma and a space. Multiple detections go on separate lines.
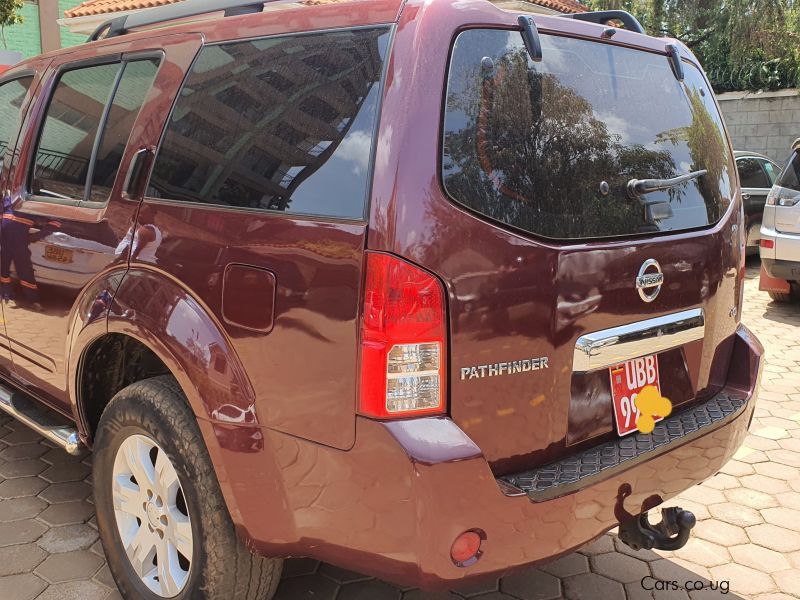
0, 0, 763, 597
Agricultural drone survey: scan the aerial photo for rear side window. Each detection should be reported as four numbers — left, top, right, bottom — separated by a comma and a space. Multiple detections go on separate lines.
738, 158, 770, 188
776, 151, 800, 192
0, 76, 33, 159
33, 63, 119, 200
442, 30, 733, 240
32, 59, 159, 202
148, 27, 390, 219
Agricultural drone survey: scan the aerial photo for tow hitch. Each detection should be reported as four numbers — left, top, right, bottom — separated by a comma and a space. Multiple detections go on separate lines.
618, 507, 696, 551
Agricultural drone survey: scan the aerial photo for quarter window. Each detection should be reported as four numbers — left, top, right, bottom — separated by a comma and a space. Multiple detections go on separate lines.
148, 28, 390, 219
31, 59, 159, 202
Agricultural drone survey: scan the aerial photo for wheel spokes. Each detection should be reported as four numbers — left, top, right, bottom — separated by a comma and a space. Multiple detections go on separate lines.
122, 436, 157, 489
156, 539, 183, 597
154, 448, 180, 500
113, 476, 144, 518
168, 512, 193, 559
127, 522, 158, 577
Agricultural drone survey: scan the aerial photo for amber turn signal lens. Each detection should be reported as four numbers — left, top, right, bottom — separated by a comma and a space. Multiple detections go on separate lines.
450, 531, 483, 567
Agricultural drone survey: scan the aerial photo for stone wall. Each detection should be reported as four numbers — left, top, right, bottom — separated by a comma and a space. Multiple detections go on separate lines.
717, 89, 800, 163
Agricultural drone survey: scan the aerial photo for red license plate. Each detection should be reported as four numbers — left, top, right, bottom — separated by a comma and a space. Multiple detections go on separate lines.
609, 355, 662, 436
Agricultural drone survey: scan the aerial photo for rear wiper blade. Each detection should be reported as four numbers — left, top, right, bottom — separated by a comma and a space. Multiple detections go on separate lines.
518, 15, 543, 63
627, 169, 707, 201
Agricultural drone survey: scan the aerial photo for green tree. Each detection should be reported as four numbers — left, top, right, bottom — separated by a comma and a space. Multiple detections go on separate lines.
585, 0, 800, 91
0, 0, 23, 50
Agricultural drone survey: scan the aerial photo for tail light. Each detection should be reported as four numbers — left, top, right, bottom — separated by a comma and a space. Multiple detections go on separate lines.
359, 252, 447, 418
767, 186, 800, 206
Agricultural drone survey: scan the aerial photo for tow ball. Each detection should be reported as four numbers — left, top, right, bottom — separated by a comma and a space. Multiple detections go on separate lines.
618, 507, 696, 552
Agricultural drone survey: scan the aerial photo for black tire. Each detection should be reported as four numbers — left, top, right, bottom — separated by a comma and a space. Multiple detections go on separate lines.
768, 280, 800, 302
768, 290, 794, 302
93, 375, 282, 600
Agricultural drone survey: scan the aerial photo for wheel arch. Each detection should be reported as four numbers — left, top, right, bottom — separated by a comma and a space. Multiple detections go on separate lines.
70, 267, 268, 535
105, 267, 258, 425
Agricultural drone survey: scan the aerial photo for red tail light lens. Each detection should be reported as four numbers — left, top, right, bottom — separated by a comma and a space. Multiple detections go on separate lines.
359, 252, 447, 419
761, 239, 775, 249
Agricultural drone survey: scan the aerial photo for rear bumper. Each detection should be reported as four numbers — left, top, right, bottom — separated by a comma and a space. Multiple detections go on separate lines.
207, 325, 762, 589
762, 258, 800, 282
760, 223, 800, 275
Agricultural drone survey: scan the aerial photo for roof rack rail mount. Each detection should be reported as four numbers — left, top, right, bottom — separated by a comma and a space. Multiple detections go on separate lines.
561, 10, 646, 35
88, 0, 274, 42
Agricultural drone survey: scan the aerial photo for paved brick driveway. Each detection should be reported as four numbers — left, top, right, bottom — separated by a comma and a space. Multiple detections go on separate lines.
1, 259, 799, 600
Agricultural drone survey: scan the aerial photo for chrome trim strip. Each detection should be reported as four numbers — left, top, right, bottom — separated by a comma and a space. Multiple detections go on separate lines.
0, 387, 83, 455
573, 308, 705, 373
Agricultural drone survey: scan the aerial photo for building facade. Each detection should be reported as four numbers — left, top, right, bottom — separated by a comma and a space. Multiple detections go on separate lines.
4, 0, 85, 58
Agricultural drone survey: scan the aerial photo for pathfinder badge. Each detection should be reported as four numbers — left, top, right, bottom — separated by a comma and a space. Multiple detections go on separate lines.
460, 358, 549, 381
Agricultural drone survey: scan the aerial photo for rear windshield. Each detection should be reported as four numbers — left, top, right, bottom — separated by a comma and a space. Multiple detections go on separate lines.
441, 30, 733, 240
776, 151, 800, 192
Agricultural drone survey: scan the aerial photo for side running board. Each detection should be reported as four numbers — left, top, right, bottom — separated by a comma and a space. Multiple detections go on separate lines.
0, 384, 83, 455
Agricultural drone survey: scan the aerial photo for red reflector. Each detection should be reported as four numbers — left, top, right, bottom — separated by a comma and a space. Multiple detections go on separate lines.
450, 531, 483, 566
359, 252, 447, 419
760, 239, 775, 249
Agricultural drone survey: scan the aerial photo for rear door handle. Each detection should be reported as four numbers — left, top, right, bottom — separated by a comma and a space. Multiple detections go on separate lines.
123, 145, 156, 200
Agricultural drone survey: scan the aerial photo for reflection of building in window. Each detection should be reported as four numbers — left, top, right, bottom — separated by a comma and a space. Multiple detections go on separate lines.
32, 60, 158, 202
148, 28, 386, 216
0, 77, 33, 158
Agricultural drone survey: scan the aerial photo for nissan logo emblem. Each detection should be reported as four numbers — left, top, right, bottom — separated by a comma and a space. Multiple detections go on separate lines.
636, 259, 664, 303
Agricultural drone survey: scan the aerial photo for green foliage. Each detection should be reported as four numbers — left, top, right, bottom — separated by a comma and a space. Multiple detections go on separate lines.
585, 0, 800, 92
0, 0, 24, 49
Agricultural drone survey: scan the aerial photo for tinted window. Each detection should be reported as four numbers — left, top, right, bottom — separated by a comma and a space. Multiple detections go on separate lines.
442, 30, 733, 240
0, 76, 33, 159
737, 157, 770, 188
149, 28, 389, 219
776, 151, 800, 192
89, 59, 159, 202
32, 63, 120, 200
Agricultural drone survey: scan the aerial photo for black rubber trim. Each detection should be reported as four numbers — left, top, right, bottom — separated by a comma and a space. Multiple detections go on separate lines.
499, 393, 748, 502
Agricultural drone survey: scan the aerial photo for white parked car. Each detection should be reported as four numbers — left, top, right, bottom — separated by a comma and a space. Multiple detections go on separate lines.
760, 139, 800, 302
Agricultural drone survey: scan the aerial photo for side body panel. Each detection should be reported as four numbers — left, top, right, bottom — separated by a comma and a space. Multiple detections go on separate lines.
117, 215, 367, 451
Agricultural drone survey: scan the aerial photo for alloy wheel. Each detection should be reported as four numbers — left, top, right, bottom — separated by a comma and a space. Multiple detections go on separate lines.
111, 433, 193, 597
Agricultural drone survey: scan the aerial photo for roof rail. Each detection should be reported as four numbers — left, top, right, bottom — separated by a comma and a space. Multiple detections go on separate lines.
87, 0, 274, 42
560, 10, 645, 35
